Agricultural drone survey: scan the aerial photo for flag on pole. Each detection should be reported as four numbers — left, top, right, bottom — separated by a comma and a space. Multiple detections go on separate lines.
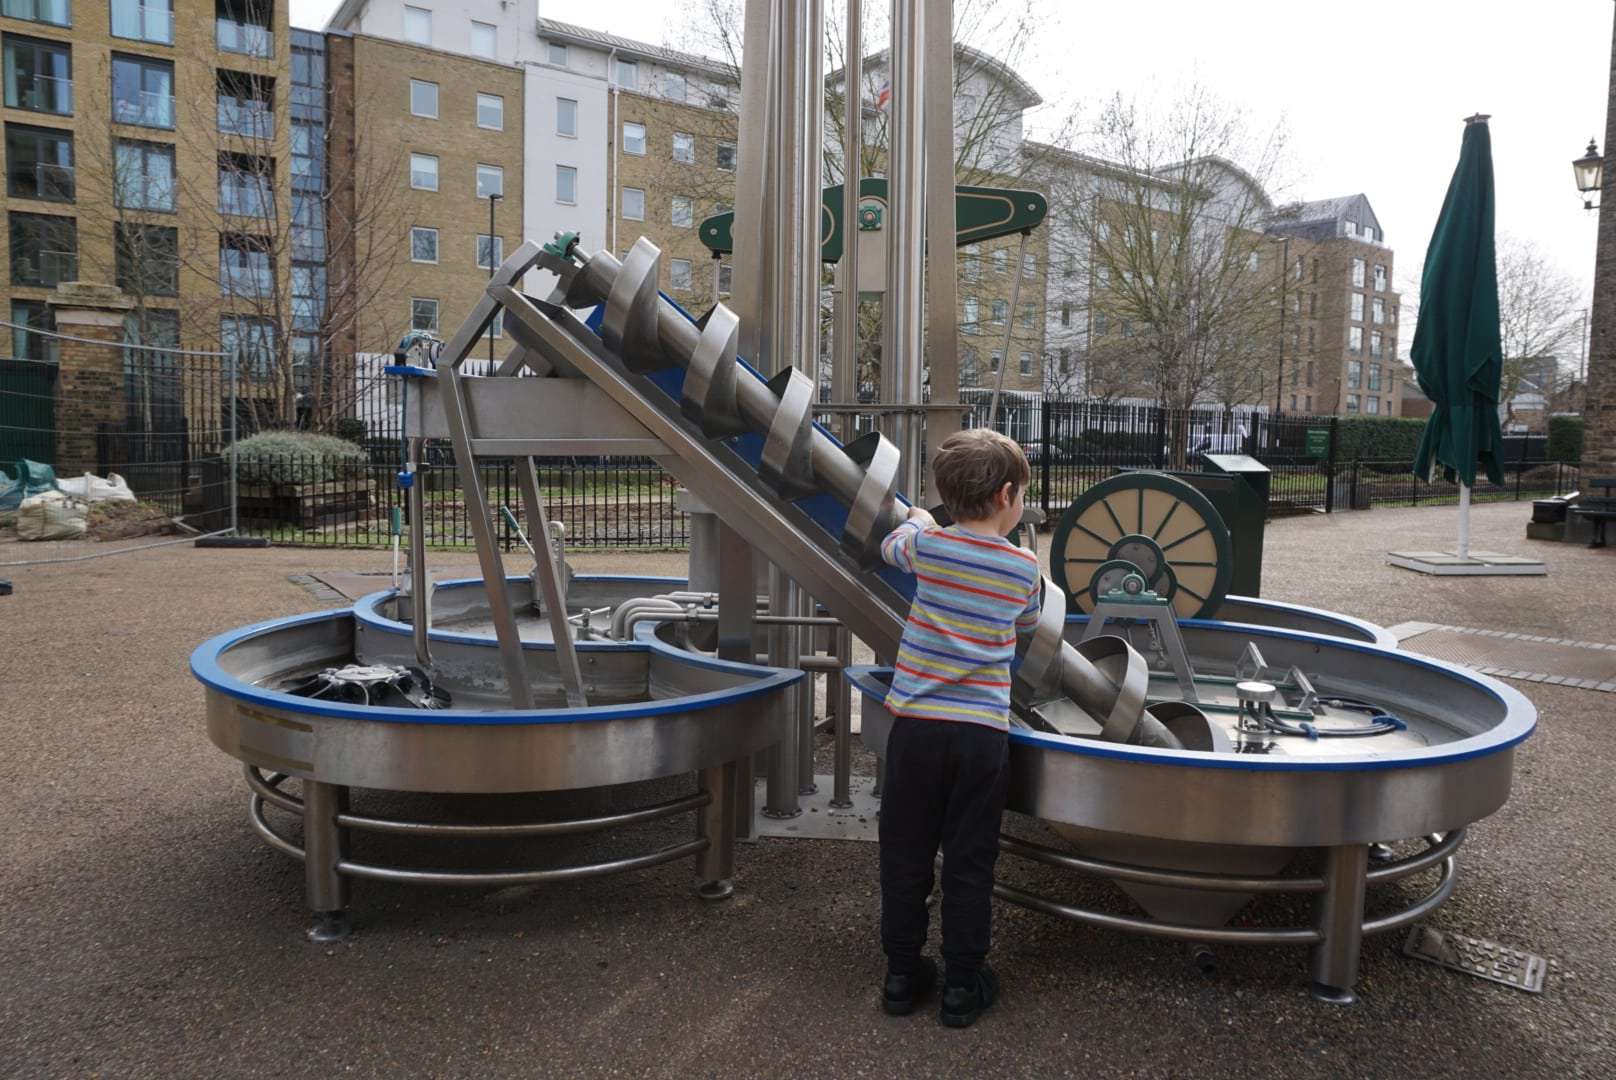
875, 80, 892, 111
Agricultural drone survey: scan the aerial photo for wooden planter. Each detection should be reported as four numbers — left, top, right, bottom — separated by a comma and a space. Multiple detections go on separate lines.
239, 479, 371, 528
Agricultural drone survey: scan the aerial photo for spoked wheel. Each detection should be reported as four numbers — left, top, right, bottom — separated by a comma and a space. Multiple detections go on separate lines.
1050, 472, 1233, 619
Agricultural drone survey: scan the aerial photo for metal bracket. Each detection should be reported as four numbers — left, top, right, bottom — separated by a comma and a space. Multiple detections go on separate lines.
1082, 600, 1200, 703
1235, 642, 1270, 682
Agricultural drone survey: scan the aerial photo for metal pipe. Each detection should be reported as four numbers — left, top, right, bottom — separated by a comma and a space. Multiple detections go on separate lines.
764, 568, 802, 817
301, 781, 349, 917
696, 761, 737, 898
796, 585, 818, 796
830, 624, 854, 807
922, 0, 960, 485
988, 231, 1031, 428
339, 839, 710, 888
1309, 844, 1370, 1003
992, 881, 1324, 946
886, 0, 927, 497
335, 791, 711, 838
833, 0, 863, 442
407, 436, 431, 667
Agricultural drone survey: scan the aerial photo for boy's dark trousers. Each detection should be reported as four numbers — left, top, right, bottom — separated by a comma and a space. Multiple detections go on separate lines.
879, 714, 1011, 983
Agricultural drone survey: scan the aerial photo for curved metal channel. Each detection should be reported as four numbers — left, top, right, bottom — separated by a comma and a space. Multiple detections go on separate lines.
248, 790, 711, 886
993, 854, 1458, 946
999, 831, 1463, 895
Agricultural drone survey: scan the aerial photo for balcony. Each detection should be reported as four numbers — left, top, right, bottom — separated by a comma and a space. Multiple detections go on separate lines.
6, 161, 75, 203
8, 73, 73, 116
113, 90, 175, 129
218, 99, 274, 139
1, 0, 70, 28
111, 3, 176, 45
14, 249, 78, 288
217, 19, 274, 59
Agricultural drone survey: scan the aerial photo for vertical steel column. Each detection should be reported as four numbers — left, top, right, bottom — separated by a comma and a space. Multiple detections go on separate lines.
303, 781, 350, 942
886, 0, 927, 498
732, 0, 780, 370
764, 566, 803, 818
716, 522, 758, 839
921, 0, 960, 496
516, 457, 588, 706
407, 436, 431, 668
796, 585, 818, 796
988, 231, 1030, 428
696, 761, 738, 900
1309, 844, 1370, 1004
833, 0, 863, 443
830, 624, 854, 807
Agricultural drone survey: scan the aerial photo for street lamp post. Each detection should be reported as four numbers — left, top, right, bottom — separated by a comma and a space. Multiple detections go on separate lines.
487, 191, 503, 366
1269, 234, 1290, 415
1574, 138, 1603, 211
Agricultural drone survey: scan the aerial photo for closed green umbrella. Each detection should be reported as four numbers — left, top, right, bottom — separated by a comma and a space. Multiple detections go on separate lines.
1411, 116, 1506, 556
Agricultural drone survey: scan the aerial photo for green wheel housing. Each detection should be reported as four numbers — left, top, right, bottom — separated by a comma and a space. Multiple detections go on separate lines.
1051, 472, 1233, 619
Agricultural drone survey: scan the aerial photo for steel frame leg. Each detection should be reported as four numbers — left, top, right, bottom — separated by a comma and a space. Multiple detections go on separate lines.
796, 587, 818, 797
716, 523, 758, 841
1309, 844, 1369, 1004
830, 624, 853, 808
763, 568, 802, 819
303, 781, 351, 942
696, 761, 738, 900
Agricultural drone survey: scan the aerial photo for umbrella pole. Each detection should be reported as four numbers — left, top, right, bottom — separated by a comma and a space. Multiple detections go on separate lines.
1457, 483, 1472, 560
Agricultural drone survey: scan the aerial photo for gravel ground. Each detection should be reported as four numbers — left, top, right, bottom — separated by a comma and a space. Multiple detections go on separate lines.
1, 503, 1613, 1078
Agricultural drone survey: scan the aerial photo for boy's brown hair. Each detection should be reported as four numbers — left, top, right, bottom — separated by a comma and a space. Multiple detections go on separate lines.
931, 428, 1030, 522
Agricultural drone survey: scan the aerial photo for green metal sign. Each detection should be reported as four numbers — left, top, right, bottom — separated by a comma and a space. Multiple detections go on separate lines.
697, 178, 1047, 261
1305, 428, 1331, 458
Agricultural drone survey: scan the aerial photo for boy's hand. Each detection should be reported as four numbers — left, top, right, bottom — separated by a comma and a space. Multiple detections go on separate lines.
906, 505, 936, 528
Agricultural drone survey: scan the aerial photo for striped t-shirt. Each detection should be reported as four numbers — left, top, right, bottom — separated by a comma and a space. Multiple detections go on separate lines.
879, 520, 1042, 731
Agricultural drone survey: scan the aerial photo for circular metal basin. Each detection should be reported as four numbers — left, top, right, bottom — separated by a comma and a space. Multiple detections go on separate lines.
191, 610, 800, 794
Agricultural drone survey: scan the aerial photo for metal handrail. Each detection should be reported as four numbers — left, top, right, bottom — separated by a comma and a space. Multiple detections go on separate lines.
112, 2, 175, 44
11, 72, 72, 114
216, 17, 273, 58
113, 89, 175, 128
217, 99, 274, 138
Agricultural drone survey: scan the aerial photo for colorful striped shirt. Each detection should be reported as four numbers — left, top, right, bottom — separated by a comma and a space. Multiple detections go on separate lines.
879, 520, 1042, 731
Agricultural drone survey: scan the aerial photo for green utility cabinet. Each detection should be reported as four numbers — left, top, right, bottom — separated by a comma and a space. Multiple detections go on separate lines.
1166, 454, 1271, 598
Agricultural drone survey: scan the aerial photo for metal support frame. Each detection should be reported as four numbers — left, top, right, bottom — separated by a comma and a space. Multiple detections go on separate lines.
406, 436, 431, 669
1311, 844, 1371, 1004
830, 624, 855, 808
301, 780, 350, 941
1081, 601, 1200, 703
716, 522, 759, 839
515, 456, 588, 706
886, 0, 926, 497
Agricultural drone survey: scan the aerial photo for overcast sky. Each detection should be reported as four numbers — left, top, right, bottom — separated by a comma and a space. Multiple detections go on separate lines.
294, 0, 1611, 319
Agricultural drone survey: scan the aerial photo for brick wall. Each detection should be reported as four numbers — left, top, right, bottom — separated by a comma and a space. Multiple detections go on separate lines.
1588, 15, 1616, 467
48, 285, 133, 476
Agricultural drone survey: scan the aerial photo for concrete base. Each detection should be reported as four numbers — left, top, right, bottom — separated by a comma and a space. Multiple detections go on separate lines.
750, 773, 880, 842
1386, 550, 1547, 576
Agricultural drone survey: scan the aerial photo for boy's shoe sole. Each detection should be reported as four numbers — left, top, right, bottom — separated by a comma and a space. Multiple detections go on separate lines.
882, 957, 937, 1016
939, 966, 999, 1028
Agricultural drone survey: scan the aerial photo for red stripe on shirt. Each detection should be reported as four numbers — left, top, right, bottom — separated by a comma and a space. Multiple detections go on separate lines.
914, 572, 1026, 605
908, 616, 1014, 648
894, 661, 1012, 687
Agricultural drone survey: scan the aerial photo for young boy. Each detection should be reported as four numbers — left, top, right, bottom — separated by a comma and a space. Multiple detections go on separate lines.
876, 428, 1042, 1028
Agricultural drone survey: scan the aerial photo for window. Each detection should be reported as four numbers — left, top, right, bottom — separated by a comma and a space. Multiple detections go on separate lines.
1369, 362, 1382, 390
1059, 348, 1071, 373
1064, 253, 1077, 279
556, 97, 577, 136
1309, 292, 1317, 317
291, 122, 320, 185
1306, 361, 1314, 387
1305, 394, 1313, 411
1366, 396, 1379, 415
673, 131, 694, 163
411, 297, 439, 333
217, 151, 271, 216
115, 139, 176, 211
110, 53, 173, 127
670, 258, 691, 291
7, 0, 70, 28
993, 248, 1008, 274
112, 0, 174, 44
410, 226, 438, 263
476, 164, 503, 199
1093, 311, 1108, 335
476, 233, 503, 270
1097, 266, 1110, 287
989, 350, 1002, 373
708, 87, 729, 110
115, 222, 178, 295
410, 79, 438, 119
961, 348, 979, 387
962, 297, 980, 334
718, 263, 733, 294
556, 164, 577, 203
217, 0, 272, 57
622, 121, 645, 155
1348, 327, 1363, 354
470, 21, 497, 59
484, 310, 503, 339
1294, 254, 1303, 281
1311, 258, 1318, 283
1345, 394, 1359, 413
220, 315, 275, 379
1352, 257, 1366, 287
1390, 305, 1398, 325
476, 93, 503, 130
1060, 301, 1071, 327
1373, 264, 1387, 292
1344, 221, 1358, 238
615, 58, 638, 89
716, 140, 736, 171
1348, 360, 1363, 389
1018, 352, 1032, 376
403, 6, 432, 46
5, 123, 73, 201
962, 244, 980, 282
1289, 394, 1297, 412
1351, 293, 1365, 321
1098, 222, 1110, 242
1307, 327, 1315, 352
1020, 302, 1037, 331
1248, 250, 1260, 272
664, 72, 685, 102
991, 299, 1007, 325
1022, 252, 1036, 279
410, 152, 438, 191
621, 186, 645, 221
219, 233, 272, 298
10, 299, 57, 363
671, 195, 693, 228
1370, 332, 1383, 359
217, 69, 273, 138
290, 265, 323, 330
1372, 297, 1385, 325
548, 42, 567, 66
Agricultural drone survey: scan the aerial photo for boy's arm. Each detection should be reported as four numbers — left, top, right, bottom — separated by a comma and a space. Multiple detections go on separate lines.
879, 506, 934, 573
1014, 565, 1042, 633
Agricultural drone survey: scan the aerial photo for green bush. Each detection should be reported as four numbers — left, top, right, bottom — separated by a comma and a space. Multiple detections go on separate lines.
231, 430, 368, 486
1546, 415, 1585, 462
1333, 416, 1428, 463
334, 417, 368, 445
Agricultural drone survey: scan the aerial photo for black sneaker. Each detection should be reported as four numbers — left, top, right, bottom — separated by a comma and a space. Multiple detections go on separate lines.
939, 964, 999, 1028
881, 956, 938, 1016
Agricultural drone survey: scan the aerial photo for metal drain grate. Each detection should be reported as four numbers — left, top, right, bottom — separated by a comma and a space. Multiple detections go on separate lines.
1403, 926, 1550, 992
1391, 624, 1616, 692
